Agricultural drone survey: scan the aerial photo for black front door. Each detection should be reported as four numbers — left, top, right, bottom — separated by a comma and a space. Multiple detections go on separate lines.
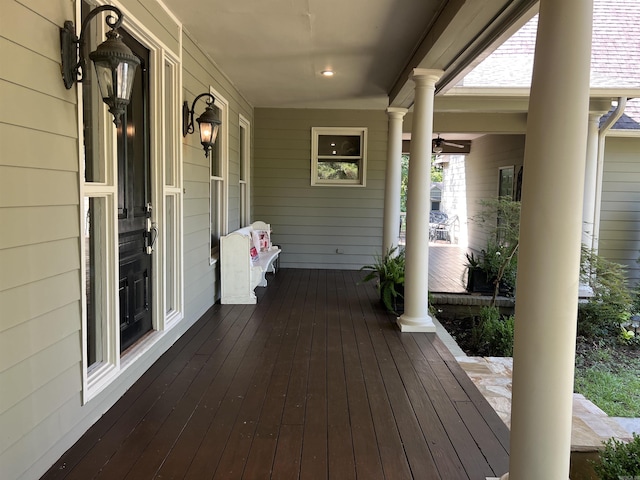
118, 31, 152, 353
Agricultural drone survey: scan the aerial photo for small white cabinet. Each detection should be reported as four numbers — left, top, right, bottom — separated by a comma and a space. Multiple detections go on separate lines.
220, 221, 281, 304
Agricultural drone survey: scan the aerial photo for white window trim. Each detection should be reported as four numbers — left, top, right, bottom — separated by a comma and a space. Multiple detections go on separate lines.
78, 0, 183, 403
209, 86, 229, 264
239, 113, 251, 227
161, 55, 184, 329
311, 127, 368, 187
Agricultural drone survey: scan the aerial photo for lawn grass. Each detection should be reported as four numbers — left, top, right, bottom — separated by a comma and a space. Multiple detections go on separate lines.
574, 344, 640, 417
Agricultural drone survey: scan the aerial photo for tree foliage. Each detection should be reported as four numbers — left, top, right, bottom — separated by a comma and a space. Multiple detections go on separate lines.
400, 154, 443, 212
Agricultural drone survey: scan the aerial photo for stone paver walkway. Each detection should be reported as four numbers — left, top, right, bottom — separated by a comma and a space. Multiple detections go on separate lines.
456, 356, 634, 451
432, 319, 637, 452
428, 246, 639, 451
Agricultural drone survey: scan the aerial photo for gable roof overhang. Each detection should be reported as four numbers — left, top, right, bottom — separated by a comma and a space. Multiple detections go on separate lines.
389, 0, 539, 108
438, 1, 640, 135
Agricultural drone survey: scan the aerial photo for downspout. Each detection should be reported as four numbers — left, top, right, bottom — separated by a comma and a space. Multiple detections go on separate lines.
591, 97, 627, 252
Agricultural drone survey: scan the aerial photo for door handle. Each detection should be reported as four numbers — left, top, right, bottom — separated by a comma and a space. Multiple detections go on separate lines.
145, 218, 158, 255
144, 203, 157, 255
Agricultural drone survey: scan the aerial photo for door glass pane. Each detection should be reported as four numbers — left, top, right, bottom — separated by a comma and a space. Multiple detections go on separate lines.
239, 125, 246, 181
165, 195, 175, 315
210, 106, 222, 177
164, 60, 175, 186
239, 120, 248, 226
240, 183, 247, 227
211, 179, 222, 255
85, 197, 106, 367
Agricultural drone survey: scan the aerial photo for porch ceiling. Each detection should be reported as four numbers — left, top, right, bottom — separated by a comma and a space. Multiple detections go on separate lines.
161, 0, 538, 109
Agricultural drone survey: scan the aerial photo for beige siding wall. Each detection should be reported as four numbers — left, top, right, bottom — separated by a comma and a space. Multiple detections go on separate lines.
181, 33, 253, 312
254, 109, 388, 269
464, 134, 525, 252
0, 1, 252, 479
0, 1, 83, 478
599, 136, 640, 285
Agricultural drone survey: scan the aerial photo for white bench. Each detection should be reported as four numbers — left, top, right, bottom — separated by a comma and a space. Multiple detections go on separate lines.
220, 221, 281, 304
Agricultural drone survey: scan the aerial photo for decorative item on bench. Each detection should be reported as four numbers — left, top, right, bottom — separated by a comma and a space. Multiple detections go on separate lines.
249, 230, 261, 264
253, 229, 270, 252
220, 221, 281, 304
250, 243, 259, 264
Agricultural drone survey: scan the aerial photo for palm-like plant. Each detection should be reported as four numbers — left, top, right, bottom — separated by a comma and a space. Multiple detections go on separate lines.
361, 246, 405, 314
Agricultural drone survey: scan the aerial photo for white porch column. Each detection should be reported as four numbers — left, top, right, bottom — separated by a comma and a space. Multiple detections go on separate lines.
383, 107, 408, 255
507, 0, 593, 479
582, 113, 602, 248
397, 69, 443, 333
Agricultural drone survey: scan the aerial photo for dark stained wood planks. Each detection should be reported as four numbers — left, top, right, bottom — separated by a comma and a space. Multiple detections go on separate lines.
41, 269, 509, 480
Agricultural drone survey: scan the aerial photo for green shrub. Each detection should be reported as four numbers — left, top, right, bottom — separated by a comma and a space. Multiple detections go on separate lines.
593, 433, 640, 479
578, 247, 632, 341
470, 306, 515, 357
466, 197, 521, 305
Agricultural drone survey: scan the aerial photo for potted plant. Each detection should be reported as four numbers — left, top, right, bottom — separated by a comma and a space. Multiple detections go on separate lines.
465, 197, 520, 305
361, 246, 405, 314
466, 242, 518, 292
465, 251, 495, 295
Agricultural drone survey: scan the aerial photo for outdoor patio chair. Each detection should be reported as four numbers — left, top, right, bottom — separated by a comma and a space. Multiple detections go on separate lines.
429, 211, 448, 241
431, 214, 458, 243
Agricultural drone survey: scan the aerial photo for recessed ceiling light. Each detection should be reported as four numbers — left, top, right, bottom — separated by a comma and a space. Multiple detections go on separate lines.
321, 70, 334, 77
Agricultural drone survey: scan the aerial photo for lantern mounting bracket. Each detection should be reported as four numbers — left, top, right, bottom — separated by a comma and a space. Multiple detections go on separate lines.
182, 93, 215, 137
183, 93, 222, 158
60, 5, 124, 89
60, 5, 140, 125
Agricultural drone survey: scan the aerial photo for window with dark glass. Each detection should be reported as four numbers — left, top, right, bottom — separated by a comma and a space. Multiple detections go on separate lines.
312, 128, 367, 186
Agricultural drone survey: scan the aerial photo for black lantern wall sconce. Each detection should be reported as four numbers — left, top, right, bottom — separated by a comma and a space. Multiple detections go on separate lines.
60, 5, 140, 126
183, 93, 222, 158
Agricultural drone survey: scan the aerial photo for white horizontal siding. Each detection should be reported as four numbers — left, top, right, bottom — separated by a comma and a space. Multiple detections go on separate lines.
253, 108, 387, 270
0, 167, 79, 208
598, 136, 640, 285
0, 238, 80, 292
0, 356, 80, 454
0, 320, 80, 413
0, 206, 79, 250
464, 134, 525, 252
0, 302, 79, 378
463, 134, 640, 286
0, 124, 78, 172
181, 32, 253, 307
0, 270, 81, 333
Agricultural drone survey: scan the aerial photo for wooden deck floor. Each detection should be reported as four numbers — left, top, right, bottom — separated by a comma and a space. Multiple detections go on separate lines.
42, 269, 508, 480
428, 244, 470, 294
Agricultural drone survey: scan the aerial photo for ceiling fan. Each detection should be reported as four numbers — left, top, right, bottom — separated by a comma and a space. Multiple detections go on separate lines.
432, 135, 464, 154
